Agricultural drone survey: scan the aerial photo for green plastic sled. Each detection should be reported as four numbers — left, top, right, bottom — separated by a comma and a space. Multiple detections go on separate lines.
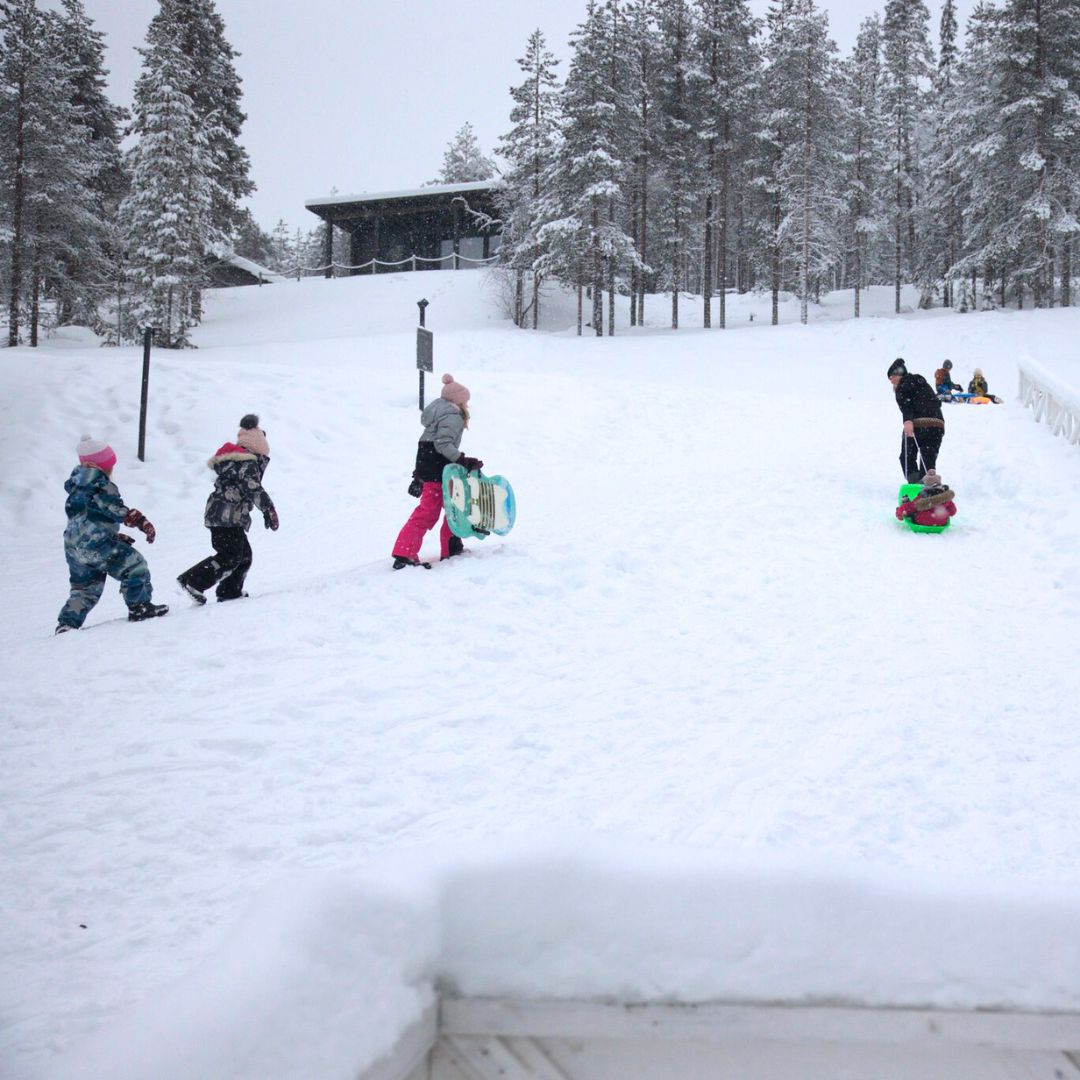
442, 463, 516, 540
897, 482, 951, 534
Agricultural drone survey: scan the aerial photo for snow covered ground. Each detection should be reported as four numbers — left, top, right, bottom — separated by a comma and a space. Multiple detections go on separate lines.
2, 272, 1080, 1078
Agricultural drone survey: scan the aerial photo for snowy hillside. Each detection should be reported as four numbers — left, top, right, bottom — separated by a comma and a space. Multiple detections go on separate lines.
3, 272, 1080, 1078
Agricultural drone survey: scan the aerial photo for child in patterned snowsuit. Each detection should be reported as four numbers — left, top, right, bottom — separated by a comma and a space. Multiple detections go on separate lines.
56, 436, 166, 632
391, 374, 482, 568
177, 415, 278, 604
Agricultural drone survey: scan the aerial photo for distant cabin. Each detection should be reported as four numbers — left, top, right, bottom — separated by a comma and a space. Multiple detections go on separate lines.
206, 249, 286, 288
305, 180, 501, 275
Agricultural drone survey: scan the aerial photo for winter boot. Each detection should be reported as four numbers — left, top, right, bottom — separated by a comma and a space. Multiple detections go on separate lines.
55, 625, 74, 635
177, 577, 207, 605
392, 556, 431, 570
217, 592, 249, 602
444, 535, 464, 560
128, 602, 169, 622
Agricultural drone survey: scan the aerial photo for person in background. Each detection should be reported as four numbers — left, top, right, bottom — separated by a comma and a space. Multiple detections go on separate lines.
887, 358, 945, 483
56, 435, 167, 632
968, 367, 990, 396
934, 359, 963, 395
177, 414, 278, 604
392, 373, 482, 569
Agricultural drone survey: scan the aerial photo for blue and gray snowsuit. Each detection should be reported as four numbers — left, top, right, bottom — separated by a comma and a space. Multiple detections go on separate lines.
57, 465, 153, 629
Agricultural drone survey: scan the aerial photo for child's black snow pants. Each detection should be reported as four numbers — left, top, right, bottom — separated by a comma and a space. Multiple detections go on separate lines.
179, 526, 252, 600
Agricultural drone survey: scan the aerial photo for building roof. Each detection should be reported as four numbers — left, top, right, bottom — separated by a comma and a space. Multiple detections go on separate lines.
305, 180, 499, 210
207, 245, 287, 284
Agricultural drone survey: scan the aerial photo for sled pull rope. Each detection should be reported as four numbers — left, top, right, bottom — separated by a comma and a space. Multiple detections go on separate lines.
912, 430, 930, 478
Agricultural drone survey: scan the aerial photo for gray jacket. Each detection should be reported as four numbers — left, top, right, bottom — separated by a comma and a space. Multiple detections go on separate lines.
421, 399, 464, 456
413, 398, 465, 482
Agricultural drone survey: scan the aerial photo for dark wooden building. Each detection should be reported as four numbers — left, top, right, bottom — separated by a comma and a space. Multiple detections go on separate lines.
206, 250, 286, 288
305, 180, 501, 275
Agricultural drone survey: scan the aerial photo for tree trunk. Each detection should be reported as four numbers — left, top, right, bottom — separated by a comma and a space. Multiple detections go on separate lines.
801, 68, 812, 327
771, 190, 781, 326
1063, 239, 1072, 307
576, 262, 583, 336
30, 245, 40, 347
591, 200, 602, 337
718, 114, 730, 330
8, 83, 27, 348
514, 270, 524, 327
703, 140, 714, 328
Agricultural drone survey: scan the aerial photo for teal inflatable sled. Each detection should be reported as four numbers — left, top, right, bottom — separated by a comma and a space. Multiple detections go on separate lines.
897, 482, 951, 534
443, 463, 516, 540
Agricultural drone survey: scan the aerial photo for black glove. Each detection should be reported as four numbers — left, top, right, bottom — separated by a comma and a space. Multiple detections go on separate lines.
264, 506, 279, 531
117, 533, 136, 546
408, 477, 423, 498
458, 455, 484, 472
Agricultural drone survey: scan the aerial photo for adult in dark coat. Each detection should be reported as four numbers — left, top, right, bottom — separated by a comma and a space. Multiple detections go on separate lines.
887, 359, 945, 483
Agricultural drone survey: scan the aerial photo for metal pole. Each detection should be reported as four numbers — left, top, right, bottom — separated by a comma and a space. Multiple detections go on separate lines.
418, 299, 429, 410
137, 327, 152, 462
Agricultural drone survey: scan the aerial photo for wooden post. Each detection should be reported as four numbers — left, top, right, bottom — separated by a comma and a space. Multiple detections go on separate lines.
322, 221, 334, 279
452, 198, 462, 271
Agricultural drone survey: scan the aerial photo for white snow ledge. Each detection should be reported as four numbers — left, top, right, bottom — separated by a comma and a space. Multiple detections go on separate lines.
48, 841, 1080, 1080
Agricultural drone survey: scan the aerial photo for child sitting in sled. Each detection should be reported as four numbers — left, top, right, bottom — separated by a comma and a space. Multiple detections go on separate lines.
934, 359, 963, 395
895, 469, 957, 528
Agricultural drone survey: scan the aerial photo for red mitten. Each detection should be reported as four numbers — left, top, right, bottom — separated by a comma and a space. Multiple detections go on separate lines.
264, 506, 279, 531
117, 533, 136, 546
138, 518, 156, 544
123, 508, 145, 528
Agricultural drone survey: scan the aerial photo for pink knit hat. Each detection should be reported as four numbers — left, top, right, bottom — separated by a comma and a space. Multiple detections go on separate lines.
440, 373, 470, 407
76, 434, 116, 473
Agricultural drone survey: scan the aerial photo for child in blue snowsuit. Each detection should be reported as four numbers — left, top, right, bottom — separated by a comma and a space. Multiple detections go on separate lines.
55, 436, 167, 633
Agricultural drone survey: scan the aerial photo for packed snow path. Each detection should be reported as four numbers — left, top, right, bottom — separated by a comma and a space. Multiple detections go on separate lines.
2, 274, 1079, 1075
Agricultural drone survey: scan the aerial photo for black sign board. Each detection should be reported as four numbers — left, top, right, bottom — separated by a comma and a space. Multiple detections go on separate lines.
416, 327, 434, 372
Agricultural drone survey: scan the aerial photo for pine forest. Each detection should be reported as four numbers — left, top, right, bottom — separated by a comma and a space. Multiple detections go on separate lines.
1, 0, 1078, 347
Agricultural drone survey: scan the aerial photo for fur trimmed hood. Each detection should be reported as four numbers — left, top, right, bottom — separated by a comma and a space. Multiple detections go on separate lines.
208, 442, 258, 468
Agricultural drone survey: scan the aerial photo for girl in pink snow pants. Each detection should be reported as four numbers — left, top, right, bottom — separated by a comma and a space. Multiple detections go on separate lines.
392, 373, 482, 569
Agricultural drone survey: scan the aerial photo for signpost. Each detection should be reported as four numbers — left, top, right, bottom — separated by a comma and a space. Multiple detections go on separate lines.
137, 327, 154, 462
416, 299, 432, 410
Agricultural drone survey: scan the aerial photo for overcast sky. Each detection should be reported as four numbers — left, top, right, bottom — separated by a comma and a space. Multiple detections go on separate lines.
61, 0, 973, 234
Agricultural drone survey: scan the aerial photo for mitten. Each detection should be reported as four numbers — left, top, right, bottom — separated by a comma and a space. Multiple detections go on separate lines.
123, 508, 145, 528
458, 455, 484, 472
408, 477, 423, 498
117, 533, 136, 546
264, 506, 279, 531
139, 518, 156, 543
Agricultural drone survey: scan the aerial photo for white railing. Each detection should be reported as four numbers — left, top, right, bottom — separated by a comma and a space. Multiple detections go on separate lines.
276, 252, 501, 279
1019, 360, 1080, 447
367, 997, 1080, 1080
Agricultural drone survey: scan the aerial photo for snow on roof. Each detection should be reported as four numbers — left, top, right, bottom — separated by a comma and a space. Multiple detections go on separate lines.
207, 244, 287, 283
305, 179, 499, 208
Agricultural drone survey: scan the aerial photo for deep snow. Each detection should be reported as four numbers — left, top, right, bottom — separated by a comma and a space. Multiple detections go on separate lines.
2, 272, 1079, 1078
